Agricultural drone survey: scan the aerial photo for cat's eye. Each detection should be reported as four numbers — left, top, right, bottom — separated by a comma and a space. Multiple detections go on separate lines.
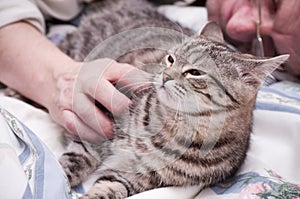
165, 54, 175, 66
167, 55, 174, 63
183, 69, 205, 77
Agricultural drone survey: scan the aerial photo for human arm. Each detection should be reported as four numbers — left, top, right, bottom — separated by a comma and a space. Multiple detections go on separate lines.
0, 21, 144, 142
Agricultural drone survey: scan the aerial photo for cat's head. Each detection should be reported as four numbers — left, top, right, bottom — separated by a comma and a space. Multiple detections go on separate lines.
153, 21, 289, 113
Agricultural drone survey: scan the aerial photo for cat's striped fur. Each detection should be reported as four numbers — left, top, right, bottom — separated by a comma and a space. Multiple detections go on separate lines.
58, 0, 289, 198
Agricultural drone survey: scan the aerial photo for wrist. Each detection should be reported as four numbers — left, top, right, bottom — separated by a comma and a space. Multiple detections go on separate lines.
40, 60, 81, 111
0, 22, 82, 111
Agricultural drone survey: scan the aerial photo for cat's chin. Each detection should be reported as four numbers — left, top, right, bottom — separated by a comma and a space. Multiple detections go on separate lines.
156, 87, 211, 114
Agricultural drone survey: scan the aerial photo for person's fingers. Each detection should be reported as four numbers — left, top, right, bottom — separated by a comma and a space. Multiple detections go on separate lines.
61, 109, 108, 143
104, 61, 138, 82
94, 59, 152, 90
72, 92, 114, 137
65, 59, 153, 141
93, 79, 131, 116
114, 67, 152, 91
226, 10, 256, 43
206, 0, 222, 23
79, 59, 135, 83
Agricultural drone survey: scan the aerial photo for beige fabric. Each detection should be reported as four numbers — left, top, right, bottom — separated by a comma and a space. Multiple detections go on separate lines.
0, 0, 196, 34
0, 0, 91, 33
34, 0, 84, 21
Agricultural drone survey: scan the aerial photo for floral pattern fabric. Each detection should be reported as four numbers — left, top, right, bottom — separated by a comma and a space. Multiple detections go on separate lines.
211, 170, 300, 199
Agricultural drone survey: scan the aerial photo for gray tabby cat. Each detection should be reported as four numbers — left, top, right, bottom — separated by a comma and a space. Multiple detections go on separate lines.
58, 0, 289, 198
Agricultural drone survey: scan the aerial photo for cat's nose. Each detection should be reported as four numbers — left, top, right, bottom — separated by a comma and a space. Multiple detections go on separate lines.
162, 72, 173, 84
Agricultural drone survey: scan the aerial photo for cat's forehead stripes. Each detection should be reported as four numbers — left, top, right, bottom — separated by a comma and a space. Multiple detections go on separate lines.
173, 38, 232, 71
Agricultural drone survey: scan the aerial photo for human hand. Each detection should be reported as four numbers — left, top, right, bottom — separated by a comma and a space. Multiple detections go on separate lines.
206, 0, 300, 77
48, 58, 150, 143
0, 22, 150, 141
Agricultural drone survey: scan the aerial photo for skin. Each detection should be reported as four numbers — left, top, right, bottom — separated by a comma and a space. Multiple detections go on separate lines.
206, 0, 300, 79
0, 22, 148, 143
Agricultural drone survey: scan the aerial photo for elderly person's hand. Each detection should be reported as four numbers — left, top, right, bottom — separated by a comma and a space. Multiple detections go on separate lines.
206, 0, 300, 79
49, 59, 149, 143
0, 22, 149, 143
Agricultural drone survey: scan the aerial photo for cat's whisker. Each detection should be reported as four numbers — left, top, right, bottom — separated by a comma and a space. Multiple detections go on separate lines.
116, 83, 154, 96
115, 79, 155, 87
135, 60, 146, 66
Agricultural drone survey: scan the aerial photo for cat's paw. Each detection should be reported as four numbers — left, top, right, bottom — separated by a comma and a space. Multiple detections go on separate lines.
79, 181, 128, 199
59, 152, 97, 187
79, 194, 123, 199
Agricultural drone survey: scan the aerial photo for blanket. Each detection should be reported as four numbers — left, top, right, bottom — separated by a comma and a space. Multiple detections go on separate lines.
1, 80, 300, 199
1, 5, 299, 199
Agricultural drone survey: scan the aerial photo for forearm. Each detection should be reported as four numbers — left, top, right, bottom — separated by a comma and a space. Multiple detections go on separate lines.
0, 22, 79, 108
0, 21, 148, 141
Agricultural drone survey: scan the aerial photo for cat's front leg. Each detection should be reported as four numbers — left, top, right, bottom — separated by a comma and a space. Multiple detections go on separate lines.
80, 180, 128, 199
80, 169, 142, 199
80, 169, 131, 199
59, 140, 99, 187
80, 168, 160, 199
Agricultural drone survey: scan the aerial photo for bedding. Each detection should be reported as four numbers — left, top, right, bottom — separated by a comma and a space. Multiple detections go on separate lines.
1, 80, 299, 199
0, 5, 299, 199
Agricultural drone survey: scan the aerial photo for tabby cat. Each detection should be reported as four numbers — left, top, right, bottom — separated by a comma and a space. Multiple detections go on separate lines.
58, 0, 289, 198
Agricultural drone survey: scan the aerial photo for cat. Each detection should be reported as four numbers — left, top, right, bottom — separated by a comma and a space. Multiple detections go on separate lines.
58, 0, 193, 66
58, 0, 289, 198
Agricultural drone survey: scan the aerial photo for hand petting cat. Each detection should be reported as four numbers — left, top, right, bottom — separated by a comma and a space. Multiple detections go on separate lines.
0, 22, 148, 143
49, 59, 150, 143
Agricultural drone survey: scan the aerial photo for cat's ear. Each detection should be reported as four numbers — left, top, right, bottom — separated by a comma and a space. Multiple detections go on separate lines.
235, 54, 289, 85
197, 21, 224, 43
